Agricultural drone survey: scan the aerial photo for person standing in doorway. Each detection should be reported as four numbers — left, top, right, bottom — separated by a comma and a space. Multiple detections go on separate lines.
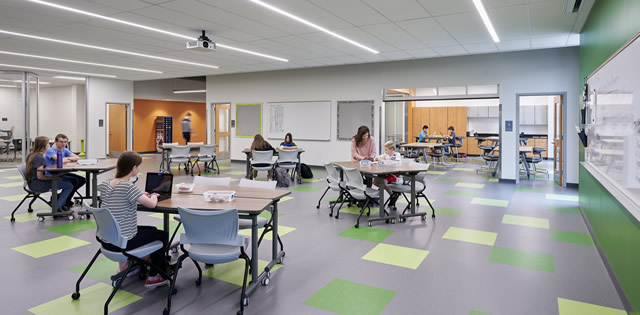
181, 112, 192, 144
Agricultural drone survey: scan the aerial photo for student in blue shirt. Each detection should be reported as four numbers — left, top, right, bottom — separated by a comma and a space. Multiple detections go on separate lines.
279, 133, 297, 150
418, 125, 429, 142
45, 134, 86, 207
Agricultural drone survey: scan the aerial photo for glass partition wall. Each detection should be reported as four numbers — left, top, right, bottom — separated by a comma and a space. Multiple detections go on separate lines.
0, 70, 38, 167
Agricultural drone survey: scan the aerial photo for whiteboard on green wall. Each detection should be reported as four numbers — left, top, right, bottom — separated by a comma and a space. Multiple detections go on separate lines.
266, 101, 331, 141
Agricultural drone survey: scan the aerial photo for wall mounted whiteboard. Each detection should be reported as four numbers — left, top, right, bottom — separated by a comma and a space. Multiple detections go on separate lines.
235, 103, 261, 137
337, 100, 374, 140
266, 101, 331, 141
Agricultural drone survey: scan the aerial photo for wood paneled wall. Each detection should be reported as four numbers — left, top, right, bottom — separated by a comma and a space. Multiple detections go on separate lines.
410, 106, 469, 152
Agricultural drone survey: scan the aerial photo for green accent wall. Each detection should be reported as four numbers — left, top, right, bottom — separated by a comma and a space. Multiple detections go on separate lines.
579, 0, 640, 312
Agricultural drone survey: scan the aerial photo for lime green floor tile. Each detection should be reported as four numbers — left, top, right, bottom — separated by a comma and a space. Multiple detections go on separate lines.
514, 187, 545, 193
155, 220, 185, 235
302, 178, 325, 183
258, 210, 283, 220
548, 206, 580, 214
0, 181, 24, 187
3, 208, 48, 223
434, 207, 462, 217
238, 225, 296, 240
427, 171, 447, 175
280, 196, 294, 202
230, 178, 239, 182
557, 297, 626, 315
326, 196, 338, 203
502, 214, 549, 229
304, 278, 395, 315
362, 243, 429, 269
445, 190, 477, 197
45, 220, 97, 235
452, 167, 475, 172
455, 182, 485, 189
4, 175, 22, 180
442, 227, 497, 246
489, 178, 499, 182
203, 258, 281, 286
546, 193, 578, 202
68, 257, 118, 282
550, 229, 594, 246
13, 236, 91, 258
338, 226, 393, 243
0, 193, 27, 201
290, 186, 322, 192
28, 283, 141, 315
144, 163, 161, 167
470, 311, 491, 315
489, 246, 554, 272
436, 177, 460, 182
225, 171, 246, 176
471, 197, 509, 208
217, 165, 232, 170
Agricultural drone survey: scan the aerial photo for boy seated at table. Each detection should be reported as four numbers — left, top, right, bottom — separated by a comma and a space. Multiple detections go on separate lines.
44, 134, 86, 208
374, 141, 402, 208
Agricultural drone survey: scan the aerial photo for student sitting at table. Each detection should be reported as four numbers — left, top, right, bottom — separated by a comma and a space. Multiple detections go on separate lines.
444, 126, 456, 155
280, 133, 298, 150
251, 134, 276, 179
418, 125, 429, 142
26, 136, 75, 212
98, 151, 169, 288
44, 134, 86, 207
351, 126, 376, 161
374, 141, 402, 196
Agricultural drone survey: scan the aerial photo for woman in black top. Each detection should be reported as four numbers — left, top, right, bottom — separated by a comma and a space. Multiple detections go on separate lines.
250, 134, 275, 179
26, 136, 74, 211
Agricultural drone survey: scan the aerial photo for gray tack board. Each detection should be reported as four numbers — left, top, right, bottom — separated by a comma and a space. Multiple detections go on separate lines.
235, 103, 262, 137
337, 100, 374, 140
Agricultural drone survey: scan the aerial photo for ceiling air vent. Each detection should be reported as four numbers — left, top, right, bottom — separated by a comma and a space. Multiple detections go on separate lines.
565, 0, 584, 14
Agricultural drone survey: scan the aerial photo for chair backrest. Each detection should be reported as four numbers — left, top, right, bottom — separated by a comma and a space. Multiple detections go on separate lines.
17, 163, 29, 189
165, 142, 178, 147
323, 162, 340, 184
193, 176, 231, 186
239, 178, 277, 189
415, 172, 427, 183
251, 150, 274, 164
178, 207, 244, 247
277, 149, 298, 163
187, 142, 204, 146
342, 167, 366, 191
171, 145, 191, 157
199, 144, 217, 157
89, 207, 127, 248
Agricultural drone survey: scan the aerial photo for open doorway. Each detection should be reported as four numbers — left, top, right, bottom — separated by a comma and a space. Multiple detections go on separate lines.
107, 103, 128, 158
212, 103, 230, 160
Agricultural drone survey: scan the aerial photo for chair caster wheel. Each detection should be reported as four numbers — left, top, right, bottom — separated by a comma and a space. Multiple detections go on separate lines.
354, 224, 359, 228
432, 214, 436, 218
422, 216, 427, 221
171, 247, 178, 254
10, 218, 15, 223
237, 311, 243, 315
28, 209, 34, 213
278, 255, 285, 264
385, 219, 389, 224
368, 222, 372, 227
112, 279, 118, 288
242, 296, 249, 306
38, 216, 45, 222
172, 288, 178, 295
196, 279, 202, 286
163, 307, 170, 315
71, 292, 80, 300
316, 205, 320, 209
68, 214, 75, 221
261, 276, 270, 286
78, 215, 85, 220
335, 215, 339, 219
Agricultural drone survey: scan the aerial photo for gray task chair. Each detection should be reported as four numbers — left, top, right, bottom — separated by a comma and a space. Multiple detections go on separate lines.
315, 162, 348, 218
335, 167, 380, 227
276, 149, 299, 182
237, 179, 282, 252
167, 207, 250, 315
169, 145, 192, 175
250, 150, 275, 180
192, 144, 219, 175
71, 207, 175, 315
388, 172, 435, 220
10, 164, 52, 222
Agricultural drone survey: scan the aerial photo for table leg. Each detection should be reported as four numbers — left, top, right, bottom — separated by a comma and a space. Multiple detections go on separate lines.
85, 171, 91, 201
378, 174, 386, 220
92, 171, 98, 207
246, 153, 251, 179
272, 202, 279, 261
163, 213, 170, 253
250, 215, 258, 282
297, 153, 302, 184
410, 174, 416, 214
521, 152, 530, 179
51, 175, 58, 212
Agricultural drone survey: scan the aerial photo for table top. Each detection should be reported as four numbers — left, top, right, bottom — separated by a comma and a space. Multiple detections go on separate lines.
189, 185, 291, 200
242, 148, 305, 154
161, 143, 203, 149
481, 136, 500, 141
401, 142, 444, 149
40, 159, 118, 172
332, 161, 429, 175
149, 194, 271, 214
494, 146, 533, 153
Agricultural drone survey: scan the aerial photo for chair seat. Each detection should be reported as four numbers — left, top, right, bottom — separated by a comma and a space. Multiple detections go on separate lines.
252, 165, 274, 171
348, 187, 379, 200
525, 158, 542, 163
170, 158, 190, 163
186, 237, 249, 265
278, 164, 297, 170
389, 182, 425, 193
328, 181, 341, 191
196, 157, 214, 162
101, 240, 164, 262
238, 216, 268, 229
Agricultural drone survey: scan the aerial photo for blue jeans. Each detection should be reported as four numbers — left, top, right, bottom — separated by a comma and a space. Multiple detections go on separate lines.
55, 180, 75, 209
62, 174, 86, 204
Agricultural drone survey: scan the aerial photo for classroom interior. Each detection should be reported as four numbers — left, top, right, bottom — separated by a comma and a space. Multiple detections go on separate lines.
1, 0, 639, 314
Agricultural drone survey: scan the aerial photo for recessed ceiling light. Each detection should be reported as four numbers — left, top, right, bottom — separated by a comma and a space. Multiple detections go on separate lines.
0, 78, 50, 84
27, 0, 289, 62
249, 0, 379, 54
0, 29, 219, 69
53, 76, 85, 81
173, 89, 206, 94
0, 63, 116, 78
0, 84, 18, 88
472, 0, 500, 43
0, 51, 162, 73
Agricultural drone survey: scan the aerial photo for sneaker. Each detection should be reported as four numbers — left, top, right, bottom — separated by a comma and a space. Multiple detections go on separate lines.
145, 275, 168, 288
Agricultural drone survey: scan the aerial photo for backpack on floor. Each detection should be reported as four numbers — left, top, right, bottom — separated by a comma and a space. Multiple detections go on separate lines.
300, 163, 313, 179
274, 167, 291, 188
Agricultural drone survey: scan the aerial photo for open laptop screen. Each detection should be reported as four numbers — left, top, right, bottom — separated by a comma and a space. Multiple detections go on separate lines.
145, 173, 173, 196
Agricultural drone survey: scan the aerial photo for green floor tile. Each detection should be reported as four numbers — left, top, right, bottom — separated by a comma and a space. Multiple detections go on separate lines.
45, 220, 97, 235
557, 297, 626, 315
4, 175, 22, 180
0, 193, 27, 201
338, 226, 393, 243
362, 243, 429, 269
217, 165, 232, 170
258, 210, 284, 220
0, 181, 25, 187
442, 227, 497, 246
548, 206, 580, 214
203, 258, 281, 286
489, 178, 499, 182
238, 225, 296, 240
489, 246, 554, 272
436, 177, 460, 182
445, 190, 477, 197
326, 196, 338, 203
455, 182, 485, 189
502, 214, 549, 229
3, 208, 49, 223
471, 197, 509, 208
470, 311, 491, 315
514, 187, 545, 193
434, 207, 462, 217
339, 206, 378, 216
302, 178, 325, 183
452, 167, 475, 172
155, 220, 185, 235
144, 163, 161, 167
304, 278, 395, 315
68, 257, 118, 282
550, 229, 594, 246
280, 196, 294, 202
427, 171, 447, 175
290, 186, 322, 192
12, 236, 91, 258
28, 283, 141, 315
546, 193, 578, 202
225, 171, 247, 176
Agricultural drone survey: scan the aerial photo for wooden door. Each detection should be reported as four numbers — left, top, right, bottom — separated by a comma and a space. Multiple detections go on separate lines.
553, 100, 563, 185
215, 104, 231, 160
108, 104, 127, 156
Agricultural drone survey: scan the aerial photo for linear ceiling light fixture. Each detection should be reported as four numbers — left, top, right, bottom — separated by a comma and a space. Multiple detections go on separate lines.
0, 63, 117, 78
249, 0, 379, 54
0, 29, 219, 69
0, 79, 50, 84
472, 0, 500, 43
26, 0, 289, 62
0, 51, 162, 73
0, 84, 18, 88
53, 76, 86, 80
173, 89, 206, 94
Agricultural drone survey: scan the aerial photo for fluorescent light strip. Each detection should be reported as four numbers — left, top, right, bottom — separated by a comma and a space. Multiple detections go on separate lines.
0, 29, 219, 69
0, 51, 162, 73
173, 90, 206, 94
53, 76, 85, 81
472, 0, 500, 43
0, 85, 18, 88
27, 0, 289, 62
0, 79, 50, 84
249, 0, 378, 54
0, 63, 116, 78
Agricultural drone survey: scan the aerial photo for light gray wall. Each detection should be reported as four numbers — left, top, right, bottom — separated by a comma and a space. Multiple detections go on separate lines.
86, 78, 133, 158
134, 78, 205, 102
0, 87, 21, 138
39, 85, 86, 152
209, 47, 579, 183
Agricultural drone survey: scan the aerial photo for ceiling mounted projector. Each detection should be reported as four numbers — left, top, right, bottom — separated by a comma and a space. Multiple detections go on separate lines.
187, 30, 216, 51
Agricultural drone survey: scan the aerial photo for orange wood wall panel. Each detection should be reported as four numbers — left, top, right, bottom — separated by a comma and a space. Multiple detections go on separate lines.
133, 99, 207, 152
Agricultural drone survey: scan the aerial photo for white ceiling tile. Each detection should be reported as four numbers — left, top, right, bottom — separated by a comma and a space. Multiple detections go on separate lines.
362, 0, 431, 21
307, 0, 389, 26
333, 55, 366, 63
380, 51, 412, 59
529, 0, 578, 37
270, 36, 346, 57
86, 0, 153, 11
404, 48, 439, 58
396, 18, 458, 47
309, 57, 344, 65
484, 0, 527, 8
142, 0, 175, 4
531, 35, 570, 49
360, 23, 428, 50
432, 45, 468, 56
464, 43, 498, 53
488, 4, 530, 41
354, 53, 389, 62
496, 39, 531, 51
416, 0, 475, 16
240, 39, 318, 59
435, 12, 493, 44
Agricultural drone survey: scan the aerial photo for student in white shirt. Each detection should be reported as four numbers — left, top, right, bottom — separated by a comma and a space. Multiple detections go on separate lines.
374, 141, 401, 196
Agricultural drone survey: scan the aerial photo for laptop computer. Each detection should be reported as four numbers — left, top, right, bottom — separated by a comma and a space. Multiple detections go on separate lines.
145, 172, 173, 201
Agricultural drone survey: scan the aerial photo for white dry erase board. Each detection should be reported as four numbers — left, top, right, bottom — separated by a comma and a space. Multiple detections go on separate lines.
583, 32, 640, 220
266, 101, 331, 141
